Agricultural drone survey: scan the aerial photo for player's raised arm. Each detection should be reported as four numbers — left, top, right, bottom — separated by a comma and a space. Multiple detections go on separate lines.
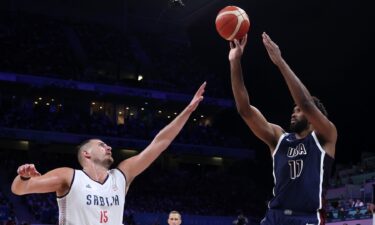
229, 35, 284, 151
262, 32, 337, 157
118, 82, 206, 186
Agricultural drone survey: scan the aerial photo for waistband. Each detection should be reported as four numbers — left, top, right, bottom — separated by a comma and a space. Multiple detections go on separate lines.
268, 208, 319, 217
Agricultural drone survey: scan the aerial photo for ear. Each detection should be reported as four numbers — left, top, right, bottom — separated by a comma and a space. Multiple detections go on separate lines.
83, 150, 91, 159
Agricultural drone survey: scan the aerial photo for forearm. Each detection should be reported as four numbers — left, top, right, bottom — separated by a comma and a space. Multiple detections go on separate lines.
118, 83, 204, 180
122, 105, 193, 179
230, 59, 251, 113
277, 59, 313, 106
152, 106, 193, 148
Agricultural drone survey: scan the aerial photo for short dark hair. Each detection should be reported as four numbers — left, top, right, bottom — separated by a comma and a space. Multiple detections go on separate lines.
76, 139, 93, 166
312, 96, 328, 117
169, 210, 181, 218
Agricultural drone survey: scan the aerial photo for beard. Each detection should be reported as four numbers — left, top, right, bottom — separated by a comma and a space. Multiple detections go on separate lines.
103, 157, 114, 168
94, 156, 114, 168
290, 117, 309, 133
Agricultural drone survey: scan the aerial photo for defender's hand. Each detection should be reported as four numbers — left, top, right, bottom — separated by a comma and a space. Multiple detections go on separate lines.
187, 82, 206, 111
17, 164, 41, 178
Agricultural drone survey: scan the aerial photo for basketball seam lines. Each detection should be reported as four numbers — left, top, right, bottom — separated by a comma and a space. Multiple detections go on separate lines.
216, 9, 249, 40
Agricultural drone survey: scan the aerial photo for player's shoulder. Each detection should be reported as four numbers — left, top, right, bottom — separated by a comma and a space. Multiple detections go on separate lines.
112, 168, 127, 181
49, 167, 74, 172
54, 167, 75, 172
50, 167, 75, 179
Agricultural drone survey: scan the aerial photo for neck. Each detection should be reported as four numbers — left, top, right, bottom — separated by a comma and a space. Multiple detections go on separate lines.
83, 164, 108, 182
295, 128, 313, 139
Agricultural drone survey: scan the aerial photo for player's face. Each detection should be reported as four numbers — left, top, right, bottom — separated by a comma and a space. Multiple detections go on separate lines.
168, 213, 182, 225
90, 139, 114, 167
290, 106, 308, 133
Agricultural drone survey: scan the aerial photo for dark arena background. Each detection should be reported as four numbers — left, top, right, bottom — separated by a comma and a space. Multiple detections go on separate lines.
0, 0, 374, 224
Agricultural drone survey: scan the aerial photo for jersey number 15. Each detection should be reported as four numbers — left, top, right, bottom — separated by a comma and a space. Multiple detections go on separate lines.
100, 210, 108, 223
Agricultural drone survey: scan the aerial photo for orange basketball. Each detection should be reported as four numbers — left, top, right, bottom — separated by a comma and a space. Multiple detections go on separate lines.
215, 6, 250, 41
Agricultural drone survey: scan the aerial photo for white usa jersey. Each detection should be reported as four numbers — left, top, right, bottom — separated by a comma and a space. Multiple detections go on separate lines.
57, 169, 127, 225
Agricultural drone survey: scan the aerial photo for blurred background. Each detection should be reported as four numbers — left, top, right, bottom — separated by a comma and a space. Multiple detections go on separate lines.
0, 0, 374, 224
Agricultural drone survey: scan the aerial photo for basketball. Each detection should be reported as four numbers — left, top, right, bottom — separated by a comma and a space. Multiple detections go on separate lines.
215, 6, 250, 41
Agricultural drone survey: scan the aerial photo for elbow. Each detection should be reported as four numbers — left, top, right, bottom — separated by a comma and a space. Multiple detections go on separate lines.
163, 139, 173, 150
11, 185, 22, 196
234, 99, 252, 117
11, 182, 25, 196
236, 106, 252, 118
237, 107, 246, 116
157, 140, 171, 151
152, 136, 172, 152
299, 99, 316, 112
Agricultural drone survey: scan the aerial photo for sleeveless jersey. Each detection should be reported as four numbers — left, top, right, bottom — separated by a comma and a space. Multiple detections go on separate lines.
57, 169, 126, 225
269, 131, 334, 213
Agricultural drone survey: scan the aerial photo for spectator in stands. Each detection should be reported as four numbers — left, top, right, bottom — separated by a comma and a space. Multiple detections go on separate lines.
338, 207, 346, 220
167, 211, 182, 225
354, 207, 361, 219
354, 199, 364, 208
233, 212, 248, 225
349, 198, 356, 208
11, 83, 206, 225
228, 33, 337, 225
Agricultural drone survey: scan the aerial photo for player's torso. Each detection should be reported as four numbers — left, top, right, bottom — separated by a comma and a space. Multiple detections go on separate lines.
270, 132, 333, 212
57, 169, 126, 225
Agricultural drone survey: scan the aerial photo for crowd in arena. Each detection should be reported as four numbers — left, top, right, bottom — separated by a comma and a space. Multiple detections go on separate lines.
1, 11, 374, 225
0, 89, 244, 148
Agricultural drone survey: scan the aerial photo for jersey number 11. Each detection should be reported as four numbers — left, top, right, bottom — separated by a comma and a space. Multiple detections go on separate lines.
288, 159, 303, 179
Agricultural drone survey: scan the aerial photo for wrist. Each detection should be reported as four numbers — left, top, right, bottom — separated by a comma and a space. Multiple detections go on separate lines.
275, 58, 287, 68
229, 57, 241, 62
20, 176, 31, 181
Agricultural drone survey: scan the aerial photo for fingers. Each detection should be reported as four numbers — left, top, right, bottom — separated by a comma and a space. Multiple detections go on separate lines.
240, 34, 248, 45
234, 39, 240, 47
189, 82, 206, 110
230, 36, 246, 50
262, 32, 271, 41
190, 96, 204, 111
262, 32, 272, 44
196, 96, 204, 104
229, 41, 234, 49
195, 81, 206, 97
262, 32, 270, 46
262, 32, 268, 38
262, 32, 279, 49
17, 164, 40, 177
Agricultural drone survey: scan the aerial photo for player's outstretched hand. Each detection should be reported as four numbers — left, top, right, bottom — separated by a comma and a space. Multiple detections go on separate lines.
17, 164, 41, 178
187, 82, 206, 112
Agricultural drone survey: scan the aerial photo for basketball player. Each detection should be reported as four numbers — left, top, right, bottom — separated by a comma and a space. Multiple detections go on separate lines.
228, 32, 337, 225
11, 82, 206, 225
168, 211, 182, 225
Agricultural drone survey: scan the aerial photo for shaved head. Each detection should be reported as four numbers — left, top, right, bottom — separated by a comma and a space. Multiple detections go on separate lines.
76, 139, 114, 168
77, 139, 95, 167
